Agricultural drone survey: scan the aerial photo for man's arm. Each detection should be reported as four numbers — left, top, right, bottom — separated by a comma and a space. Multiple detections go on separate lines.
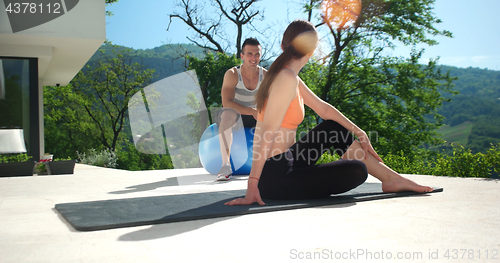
221, 68, 258, 118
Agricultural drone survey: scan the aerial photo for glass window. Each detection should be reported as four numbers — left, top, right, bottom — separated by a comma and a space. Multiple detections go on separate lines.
0, 58, 38, 158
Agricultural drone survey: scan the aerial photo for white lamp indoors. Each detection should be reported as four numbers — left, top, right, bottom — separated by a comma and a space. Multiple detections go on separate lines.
0, 129, 27, 154
0, 59, 5, 100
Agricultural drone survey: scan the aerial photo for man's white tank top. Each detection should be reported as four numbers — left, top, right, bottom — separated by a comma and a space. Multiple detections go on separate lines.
233, 65, 264, 108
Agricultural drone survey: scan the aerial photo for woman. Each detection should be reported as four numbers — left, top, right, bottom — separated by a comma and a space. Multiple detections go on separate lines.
225, 20, 432, 206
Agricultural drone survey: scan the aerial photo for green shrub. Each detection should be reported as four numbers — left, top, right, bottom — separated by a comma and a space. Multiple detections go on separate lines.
381, 150, 435, 176
116, 142, 174, 171
486, 144, 500, 175
315, 143, 500, 178
382, 152, 414, 174
54, 157, 73, 161
316, 151, 341, 165
77, 148, 118, 168
0, 153, 31, 163
438, 144, 490, 178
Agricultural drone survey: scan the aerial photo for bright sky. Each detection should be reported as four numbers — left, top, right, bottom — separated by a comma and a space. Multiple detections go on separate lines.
106, 0, 500, 70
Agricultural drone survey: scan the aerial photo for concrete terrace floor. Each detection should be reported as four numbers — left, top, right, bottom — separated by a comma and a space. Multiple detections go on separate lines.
0, 164, 499, 263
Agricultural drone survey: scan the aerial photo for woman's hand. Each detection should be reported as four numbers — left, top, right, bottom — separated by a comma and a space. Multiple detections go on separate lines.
250, 108, 258, 120
357, 131, 383, 163
225, 180, 265, 206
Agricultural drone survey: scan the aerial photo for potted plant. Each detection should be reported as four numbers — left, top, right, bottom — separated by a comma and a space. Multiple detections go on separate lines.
45, 157, 76, 175
0, 153, 36, 177
34, 156, 52, 175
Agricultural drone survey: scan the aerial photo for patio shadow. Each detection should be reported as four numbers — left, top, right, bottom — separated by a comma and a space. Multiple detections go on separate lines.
118, 216, 234, 241
108, 174, 249, 195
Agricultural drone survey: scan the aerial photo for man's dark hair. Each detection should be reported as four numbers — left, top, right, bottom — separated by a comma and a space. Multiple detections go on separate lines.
241, 38, 260, 54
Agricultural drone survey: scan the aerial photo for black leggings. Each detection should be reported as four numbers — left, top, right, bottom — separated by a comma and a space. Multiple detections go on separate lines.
258, 120, 368, 200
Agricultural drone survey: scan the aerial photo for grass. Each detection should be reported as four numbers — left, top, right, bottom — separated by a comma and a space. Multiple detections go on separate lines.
437, 121, 474, 145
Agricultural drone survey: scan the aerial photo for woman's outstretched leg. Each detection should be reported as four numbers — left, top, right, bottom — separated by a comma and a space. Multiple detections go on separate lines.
342, 141, 433, 193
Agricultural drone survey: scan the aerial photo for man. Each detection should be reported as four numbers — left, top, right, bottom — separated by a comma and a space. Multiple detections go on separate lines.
216, 38, 266, 181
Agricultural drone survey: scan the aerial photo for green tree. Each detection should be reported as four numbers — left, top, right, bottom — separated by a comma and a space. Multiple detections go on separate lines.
44, 44, 155, 158
187, 52, 241, 108
300, 0, 457, 155
105, 0, 119, 16
72, 45, 155, 151
168, 0, 267, 58
44, 84, 102, 158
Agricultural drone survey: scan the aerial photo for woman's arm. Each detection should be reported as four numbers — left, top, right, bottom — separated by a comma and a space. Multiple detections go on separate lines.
298, 78, 360, 132
299, 78, 383, 162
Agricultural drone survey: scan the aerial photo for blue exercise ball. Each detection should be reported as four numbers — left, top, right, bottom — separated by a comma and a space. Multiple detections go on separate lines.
198, 123, 254, 175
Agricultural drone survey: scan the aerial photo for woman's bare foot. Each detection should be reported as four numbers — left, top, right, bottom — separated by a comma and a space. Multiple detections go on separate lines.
382, 175, 433, 193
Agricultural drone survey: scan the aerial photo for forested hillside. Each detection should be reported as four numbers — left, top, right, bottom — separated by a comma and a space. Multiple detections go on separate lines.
89, 43, 207, 82
436, 66, 500, 153
441, 66, 500, 99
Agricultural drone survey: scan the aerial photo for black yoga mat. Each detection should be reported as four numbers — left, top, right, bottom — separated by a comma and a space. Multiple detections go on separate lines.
55, 183, 442, 231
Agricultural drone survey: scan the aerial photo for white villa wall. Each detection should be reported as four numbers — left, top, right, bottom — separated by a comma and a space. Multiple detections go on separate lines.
0, 0, 106, 158
0, 0, 106, 86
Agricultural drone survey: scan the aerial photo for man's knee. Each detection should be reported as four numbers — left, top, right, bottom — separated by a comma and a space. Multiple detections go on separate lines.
220, 110, 238, 125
